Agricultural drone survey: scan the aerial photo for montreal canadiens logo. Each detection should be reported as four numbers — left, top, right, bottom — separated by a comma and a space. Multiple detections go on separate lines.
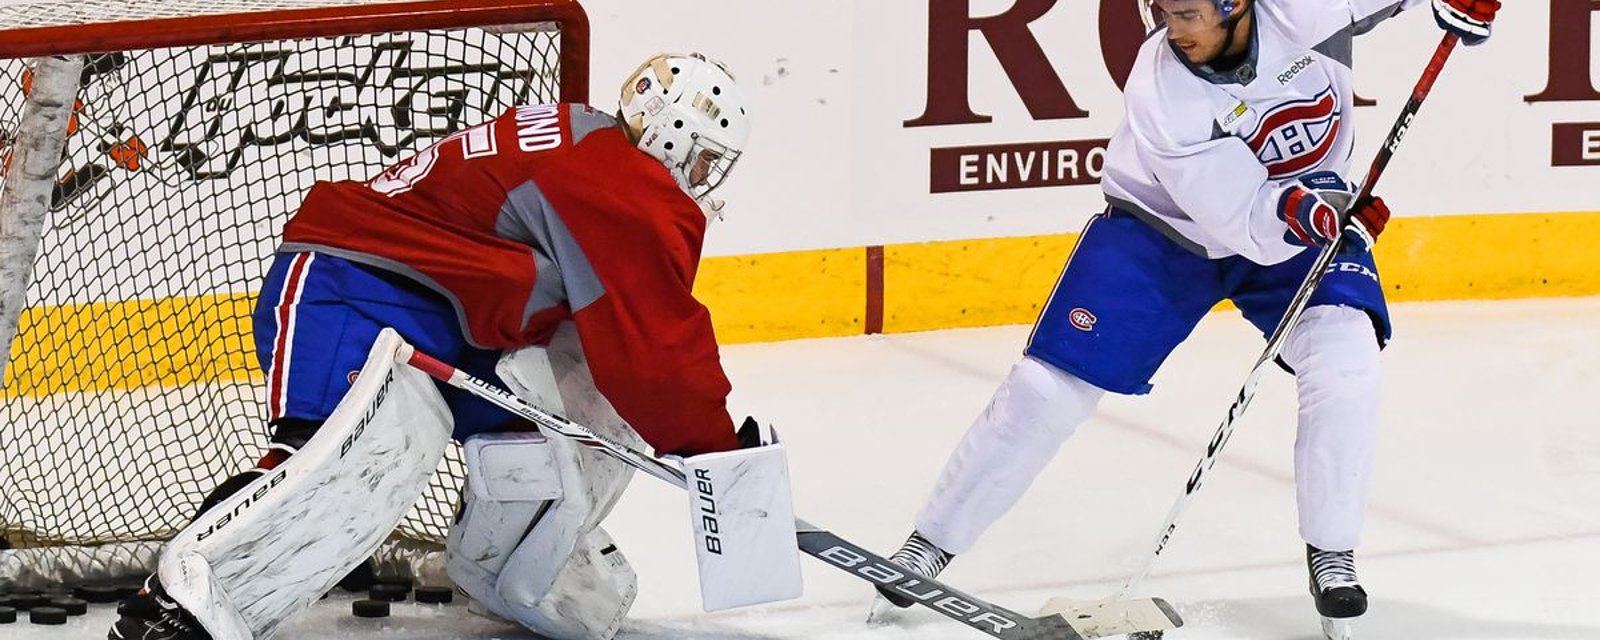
1069, 308, 1097, 332
1244, 89, 1340, 179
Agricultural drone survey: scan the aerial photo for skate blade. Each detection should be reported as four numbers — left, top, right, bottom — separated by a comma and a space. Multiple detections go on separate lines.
865, 593, 898, 625
1321, 616, 1355, 640
1038, 596, 1183, 638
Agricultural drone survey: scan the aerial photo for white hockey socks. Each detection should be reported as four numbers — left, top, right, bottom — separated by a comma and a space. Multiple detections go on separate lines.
158, 329, 453, 640
915, 356, 1105, 555
1282, 305, 1381, 552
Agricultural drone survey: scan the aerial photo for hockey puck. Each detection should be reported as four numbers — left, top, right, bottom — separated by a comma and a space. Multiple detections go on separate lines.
414, 586, 453, 604
0, 606, 15, 623
376, 575, 414, 589
369, 583, 408, 602
75, 585, 123, 603
337, 560, 376, 592
30, 606, 68, 625
352, 599, 390, 618
8, 593, 43, 611
47, 597, 87, 616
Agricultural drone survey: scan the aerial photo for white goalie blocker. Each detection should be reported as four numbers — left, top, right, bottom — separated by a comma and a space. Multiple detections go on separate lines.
681, 430, 802, 611
158, 328, 453, 640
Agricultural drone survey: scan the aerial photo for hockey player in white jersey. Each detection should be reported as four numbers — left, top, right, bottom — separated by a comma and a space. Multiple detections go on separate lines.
872, 0, 1498, 637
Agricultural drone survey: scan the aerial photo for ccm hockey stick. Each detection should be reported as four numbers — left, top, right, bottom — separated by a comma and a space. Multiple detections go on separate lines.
1103, 33, 1463, 607
401, 346, 1180, 639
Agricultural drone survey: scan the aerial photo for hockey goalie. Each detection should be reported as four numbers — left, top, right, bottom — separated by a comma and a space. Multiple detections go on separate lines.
108, 52, 794, 640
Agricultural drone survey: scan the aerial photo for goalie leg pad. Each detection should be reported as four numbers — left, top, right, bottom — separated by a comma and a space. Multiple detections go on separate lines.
447, 431, 564, 609
158, 328, 453, 640
450, 335, 642, 640
449, 432, 638, 640
496, 526, 637, 640
683, 437, 803, 611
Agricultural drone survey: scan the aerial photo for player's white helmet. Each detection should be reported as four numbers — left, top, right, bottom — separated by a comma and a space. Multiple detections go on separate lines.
619, 53, 750, 212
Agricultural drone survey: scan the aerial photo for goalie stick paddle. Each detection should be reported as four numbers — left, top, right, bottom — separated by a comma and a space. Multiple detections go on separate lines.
1113, 33, 1462, 601
400, 345, 1179, 639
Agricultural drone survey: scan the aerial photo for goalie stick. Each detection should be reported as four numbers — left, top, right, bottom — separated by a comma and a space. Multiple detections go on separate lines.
1108, 33, 1463, 605
400, 345, 1181, 640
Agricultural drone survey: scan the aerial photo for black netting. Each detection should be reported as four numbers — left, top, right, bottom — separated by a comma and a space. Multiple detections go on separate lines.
0, 1, 425, 30
0, 25, 564, 552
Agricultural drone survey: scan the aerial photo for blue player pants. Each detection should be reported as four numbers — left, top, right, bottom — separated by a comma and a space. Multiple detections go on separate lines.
253, 251, 523, 440
1026, 209, 1391, 395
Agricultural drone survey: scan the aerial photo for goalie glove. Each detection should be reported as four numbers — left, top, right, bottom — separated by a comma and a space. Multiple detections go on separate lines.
1277, 171, 1390, 254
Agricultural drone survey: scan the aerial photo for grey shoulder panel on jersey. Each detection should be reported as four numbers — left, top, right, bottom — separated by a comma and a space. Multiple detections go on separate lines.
566, 104, 619, 145
497, 180, 607, 324
1318, 0, 1405, 69
1352, 1, 1408, 36
1314, 25, 1354, 68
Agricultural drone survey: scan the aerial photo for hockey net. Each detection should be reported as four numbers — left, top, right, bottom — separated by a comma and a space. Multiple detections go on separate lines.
0, 0, 587, 589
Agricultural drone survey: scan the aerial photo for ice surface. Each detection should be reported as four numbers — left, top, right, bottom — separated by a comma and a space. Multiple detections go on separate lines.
11, 297, 1600, 639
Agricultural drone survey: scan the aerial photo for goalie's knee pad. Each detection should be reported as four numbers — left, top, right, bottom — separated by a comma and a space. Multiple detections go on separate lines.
498, 526, 637, 640
445, 329, 646, 639
158, 329, 453, 640
449, 430, 637, 640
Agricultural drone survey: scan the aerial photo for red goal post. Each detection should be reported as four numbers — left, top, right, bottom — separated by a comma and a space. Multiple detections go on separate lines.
0, 0, 588, 590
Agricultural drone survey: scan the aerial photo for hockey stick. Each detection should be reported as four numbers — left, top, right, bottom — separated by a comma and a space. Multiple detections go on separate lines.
1104, 33, 1462, 604
399, 346, 1180, 640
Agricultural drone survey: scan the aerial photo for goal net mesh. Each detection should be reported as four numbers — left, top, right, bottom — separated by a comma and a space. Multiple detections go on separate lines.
0, 1, 576, 584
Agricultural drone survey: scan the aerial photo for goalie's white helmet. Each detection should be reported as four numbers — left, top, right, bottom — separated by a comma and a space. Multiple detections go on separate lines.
619, 53, 750, 209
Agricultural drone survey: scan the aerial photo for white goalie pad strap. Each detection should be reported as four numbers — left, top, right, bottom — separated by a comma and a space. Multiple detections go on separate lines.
160, 328, 453, 640
462, 431, 563, 503
684, 441, 803, 611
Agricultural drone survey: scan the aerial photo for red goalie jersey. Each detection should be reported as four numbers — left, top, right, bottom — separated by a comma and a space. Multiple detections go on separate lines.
280, 103, 737, 456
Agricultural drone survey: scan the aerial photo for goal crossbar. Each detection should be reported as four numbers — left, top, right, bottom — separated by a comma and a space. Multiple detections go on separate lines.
0, 0, 588, 102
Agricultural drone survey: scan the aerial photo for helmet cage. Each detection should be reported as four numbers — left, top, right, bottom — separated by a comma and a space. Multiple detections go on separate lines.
675, 133, 741, 202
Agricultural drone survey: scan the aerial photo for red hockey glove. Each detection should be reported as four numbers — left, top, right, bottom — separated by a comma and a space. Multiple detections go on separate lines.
1339, 196, 1390, 254
1433, 0, 1499, 46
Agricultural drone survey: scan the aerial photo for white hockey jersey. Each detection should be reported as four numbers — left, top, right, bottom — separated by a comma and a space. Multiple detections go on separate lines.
1101, 0, 1425, 264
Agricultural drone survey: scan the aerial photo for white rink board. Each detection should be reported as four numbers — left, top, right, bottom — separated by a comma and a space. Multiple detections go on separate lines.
0, 1, 1590, 262
579, 0, 1600, 255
